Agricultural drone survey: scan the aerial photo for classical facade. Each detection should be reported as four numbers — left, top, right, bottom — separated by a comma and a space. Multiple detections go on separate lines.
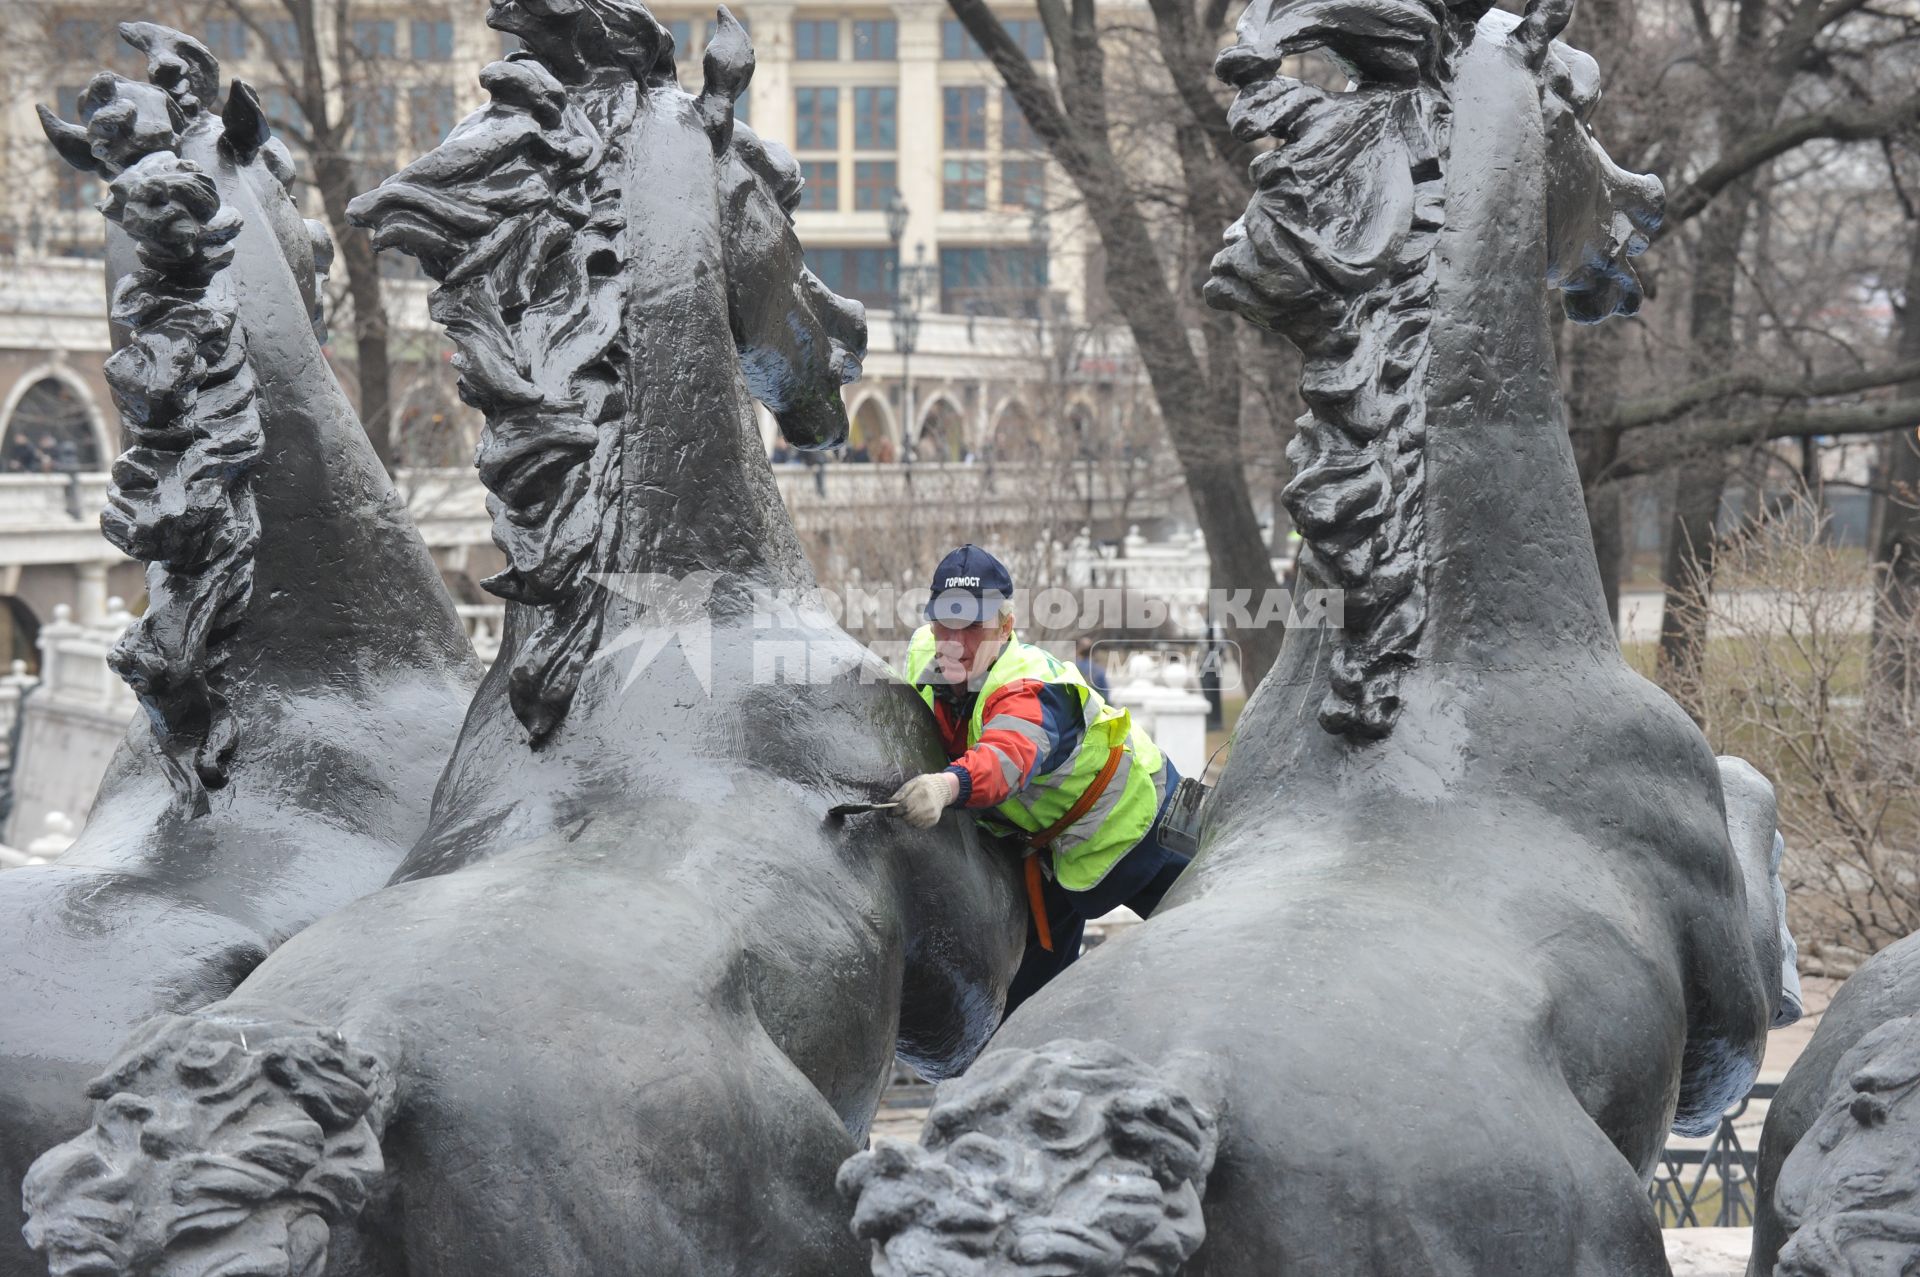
0, 0, 1162, 668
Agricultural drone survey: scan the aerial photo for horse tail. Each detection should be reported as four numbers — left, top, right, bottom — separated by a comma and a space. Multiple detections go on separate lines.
22, 1009, 392, 1277
837, 1039, 1218, 1276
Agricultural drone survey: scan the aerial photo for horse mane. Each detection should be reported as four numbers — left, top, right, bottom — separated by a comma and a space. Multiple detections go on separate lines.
40, 31, 264, 812
1217, 0, 1476, 742
348, 5, 750, 743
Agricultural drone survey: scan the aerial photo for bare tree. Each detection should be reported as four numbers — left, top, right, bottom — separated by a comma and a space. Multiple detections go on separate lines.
1668, 500, 1920, 972
941, 0, 1286, 685
1541, 0, 1920, 670
1871, 152, 1920, 705
185, 0, 470, 472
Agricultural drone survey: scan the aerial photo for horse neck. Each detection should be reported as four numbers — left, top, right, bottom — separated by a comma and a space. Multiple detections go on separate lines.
1417, 56, 1619, 666
176, 126, 469, 683
608, 98, 815, 606
1210, 39, 1626, 834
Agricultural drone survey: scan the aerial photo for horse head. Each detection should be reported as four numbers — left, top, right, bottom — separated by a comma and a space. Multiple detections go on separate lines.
40, 26, 331, 344
1772, 1014, 1920, 1276
1203, 0, 1662, 741
350, 5, 864, 743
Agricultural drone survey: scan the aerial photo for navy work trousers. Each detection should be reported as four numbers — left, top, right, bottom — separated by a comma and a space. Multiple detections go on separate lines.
1002, 759, 1189, 1019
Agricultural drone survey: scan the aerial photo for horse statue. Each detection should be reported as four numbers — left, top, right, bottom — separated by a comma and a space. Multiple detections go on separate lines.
1747, 934, 1920, 1276
0, 27, 479, 1269
20, 7, 1024, 1275
839, 0, 1799, 1272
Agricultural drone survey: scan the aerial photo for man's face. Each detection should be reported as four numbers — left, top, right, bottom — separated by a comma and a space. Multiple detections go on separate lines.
931, 616, 1009, 687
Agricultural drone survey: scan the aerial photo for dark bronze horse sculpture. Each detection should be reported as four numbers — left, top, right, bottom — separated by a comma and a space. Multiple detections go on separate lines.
20, 7, 1024, 1275
840, 1, 1795, 1272
1, 29, 478, 1271
1747, 935, 1920, 1276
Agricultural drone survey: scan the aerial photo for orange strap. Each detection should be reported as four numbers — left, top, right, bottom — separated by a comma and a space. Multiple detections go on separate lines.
1024, 856, 1054, 953
1021, 742, 1126, 954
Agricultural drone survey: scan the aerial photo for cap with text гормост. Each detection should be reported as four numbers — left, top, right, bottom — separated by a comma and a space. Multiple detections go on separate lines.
925, 544, 1013, 626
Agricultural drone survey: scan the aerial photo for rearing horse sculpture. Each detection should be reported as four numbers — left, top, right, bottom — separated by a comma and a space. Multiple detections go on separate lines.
840, 1, 1794, 1272
0, 28, 478, 1271
1747, 933, 1920, 1276
21, 8, 1024, 1275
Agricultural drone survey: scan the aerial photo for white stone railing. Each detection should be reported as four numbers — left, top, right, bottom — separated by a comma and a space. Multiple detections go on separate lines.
2, 600, 138, 851
0, 659, 39, 773
399, 460, 1182, 548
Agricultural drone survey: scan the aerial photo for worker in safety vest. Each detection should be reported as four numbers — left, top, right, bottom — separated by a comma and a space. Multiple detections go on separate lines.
890, 544, 1191, 1014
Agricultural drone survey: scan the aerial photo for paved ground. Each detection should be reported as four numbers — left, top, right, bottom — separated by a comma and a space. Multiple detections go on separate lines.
1616, 588, 1871, 646
1666, 1227, 1753, 1275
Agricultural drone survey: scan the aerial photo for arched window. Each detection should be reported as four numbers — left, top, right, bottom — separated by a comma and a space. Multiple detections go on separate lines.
0, 598, 38, 672
991, 402, 1042, 460
3, 378, 101, 473
847, 397, 894, 462
392, 376, 475, 468
918, 398, 966, 463
1067, 403, 1100, 459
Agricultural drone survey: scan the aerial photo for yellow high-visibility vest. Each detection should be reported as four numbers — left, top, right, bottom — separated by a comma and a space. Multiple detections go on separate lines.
906, 625, 1167, 891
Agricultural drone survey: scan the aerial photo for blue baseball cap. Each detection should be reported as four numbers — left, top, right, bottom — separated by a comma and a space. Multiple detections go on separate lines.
925, 544, 1013, 626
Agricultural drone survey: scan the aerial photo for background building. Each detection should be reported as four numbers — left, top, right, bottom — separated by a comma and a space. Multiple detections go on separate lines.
0, 0, 1180, 660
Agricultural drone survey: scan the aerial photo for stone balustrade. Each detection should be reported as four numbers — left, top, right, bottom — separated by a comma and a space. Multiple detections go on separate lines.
3, 600, 138, 847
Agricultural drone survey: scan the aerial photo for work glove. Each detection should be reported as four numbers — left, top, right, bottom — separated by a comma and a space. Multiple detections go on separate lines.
892, 771, 960, 829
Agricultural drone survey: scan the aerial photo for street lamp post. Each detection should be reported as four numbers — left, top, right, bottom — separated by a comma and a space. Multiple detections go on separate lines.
885, 193, 930, 469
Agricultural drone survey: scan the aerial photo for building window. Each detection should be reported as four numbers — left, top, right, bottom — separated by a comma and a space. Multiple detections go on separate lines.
940, 18, 984, 60
1004, 19, 1047, 58
261, 87, 305, 134
852, 19, 896, 59
1001, 159, 1045, 209
939, 246, 1047, 316
349, 85, 398, 155
411, 19, 454, 60
350, 19, 396, 58
854, 160, 896, 210
942, 159, 987, 211
734, 93, 751, 127
409, 85, 457, 151
853, 87, 896, 150
794, 19, 839, 59
667, 19, 692, 54
262, 20, 302, 62
799, 160, 839, 211
795, 87, 838, 149
52, 19, 109, 62
1002, 89, 1041, 149
807, 247, 897, 308
52, 86, 98, 210
943, 86, 985, 149
202, 19, 247, 60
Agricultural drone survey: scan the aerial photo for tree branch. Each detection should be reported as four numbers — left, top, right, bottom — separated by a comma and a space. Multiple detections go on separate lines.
1663, 88, 1920, 230
947, 0, 1075, 155
1591, 357, 1920, 432
1609, 398, 1920, 481
1142, 0, 1257, 190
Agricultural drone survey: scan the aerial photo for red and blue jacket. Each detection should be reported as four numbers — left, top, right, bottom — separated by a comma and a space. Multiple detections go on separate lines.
928, 676, 1088, 808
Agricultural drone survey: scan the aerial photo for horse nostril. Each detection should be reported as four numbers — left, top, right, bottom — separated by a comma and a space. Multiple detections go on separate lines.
1214, 43, 1279, 88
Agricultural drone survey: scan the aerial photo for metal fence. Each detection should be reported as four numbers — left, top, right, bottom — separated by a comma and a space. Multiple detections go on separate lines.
1650, 1082, 1775, 1228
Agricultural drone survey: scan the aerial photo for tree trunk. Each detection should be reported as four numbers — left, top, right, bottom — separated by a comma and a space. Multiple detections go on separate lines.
1656, 183, 1756, 680
1870, 217, 1920, 705
1568, 325, 1628, 623
943, 0, 1282, 691
312, 152, 395, 473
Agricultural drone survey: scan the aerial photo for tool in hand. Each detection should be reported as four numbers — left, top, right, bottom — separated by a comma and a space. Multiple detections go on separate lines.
826, 801, 901, 818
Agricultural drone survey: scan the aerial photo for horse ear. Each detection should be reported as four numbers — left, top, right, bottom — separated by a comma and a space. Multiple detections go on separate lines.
37, 105, 104, 175
1514, 0, 1574, 67
695, 7, 754, 152
222, 80, 271, 164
